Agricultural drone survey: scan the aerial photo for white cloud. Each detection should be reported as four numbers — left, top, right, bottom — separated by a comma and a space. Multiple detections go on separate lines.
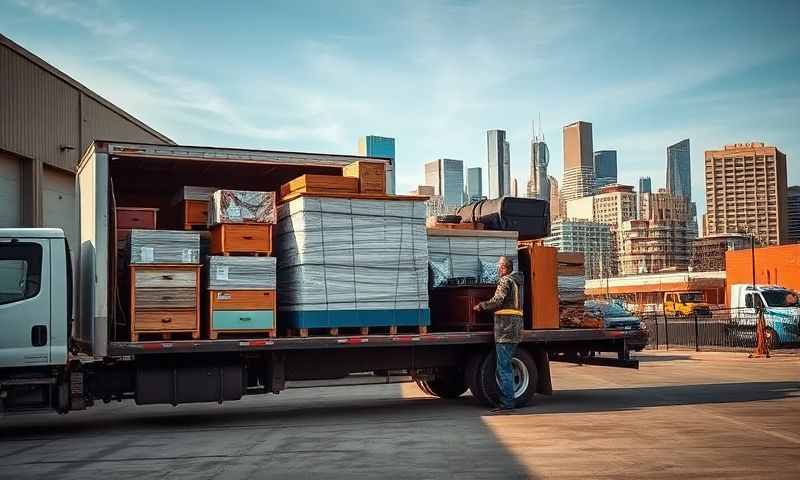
14, 0, 133, 37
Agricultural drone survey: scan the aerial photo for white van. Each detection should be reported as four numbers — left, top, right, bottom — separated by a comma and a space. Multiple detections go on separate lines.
729, 284, 800, 346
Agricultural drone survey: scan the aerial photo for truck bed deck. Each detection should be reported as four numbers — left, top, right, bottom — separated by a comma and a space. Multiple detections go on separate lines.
107, 328, 646, 356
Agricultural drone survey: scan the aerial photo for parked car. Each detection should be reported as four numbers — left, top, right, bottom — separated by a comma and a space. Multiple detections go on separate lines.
584, 300, 643, 330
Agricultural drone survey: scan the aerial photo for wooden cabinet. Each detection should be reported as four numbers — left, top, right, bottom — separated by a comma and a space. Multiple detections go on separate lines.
279, 174, 358, 200
429, 286, 496, 332
343, 161, 386, 194
207, 289, 277, 339
518, 243, 560, 329
130, 264, 201, 341
209, 224, 272, 255
182, 200, 209, 230
117, 207, 158, 230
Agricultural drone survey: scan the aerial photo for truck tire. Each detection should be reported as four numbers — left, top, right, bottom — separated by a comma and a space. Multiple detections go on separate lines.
478, 347, 539, 408
465, 352, 493, 407
418, 368, 469, 399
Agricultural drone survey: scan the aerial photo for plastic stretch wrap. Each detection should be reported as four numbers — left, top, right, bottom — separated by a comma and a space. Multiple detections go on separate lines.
427, 233, 518, 285
129, 230, 200, 264
207, 256, 276, 290
276, 197, 429, 313
209, 190, 276, 226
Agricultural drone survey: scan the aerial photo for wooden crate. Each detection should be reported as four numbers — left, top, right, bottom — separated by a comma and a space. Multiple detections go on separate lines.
116, 207, 158, 230
342, 161, 386, 194
209, 223, 272, 256
181, 199, 209, 230
279, 174, 358, 200
130, 264, 201, 341
208, 290, 277, 339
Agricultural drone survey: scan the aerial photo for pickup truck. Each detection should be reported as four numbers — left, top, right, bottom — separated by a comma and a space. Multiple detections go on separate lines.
729, 284, 800, 347
0, 141, 646, 416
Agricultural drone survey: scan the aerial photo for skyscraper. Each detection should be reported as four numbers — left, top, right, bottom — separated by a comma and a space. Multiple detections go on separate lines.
704, 142, 789, 246
561, 121, 595, 202
548, 175, 561, 223
593, 150, 618, 190
528, 124, 550, 200
487, 129, 510, 198
638, 176, 652, 194
425, 158, 465, 212
466, 167, 483, 202
666, 139, 691, 200
358, 135, 396, 194
512, 178, 518, 197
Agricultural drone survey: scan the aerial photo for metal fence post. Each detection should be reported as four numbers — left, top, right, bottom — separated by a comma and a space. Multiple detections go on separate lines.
664, 314, 669, 350
694, 314, 700, 352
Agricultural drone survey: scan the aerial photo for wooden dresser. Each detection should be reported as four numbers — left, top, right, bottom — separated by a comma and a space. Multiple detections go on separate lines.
429, 285, 497, 332
207, 290, 276, 339
129, 264, 201, 341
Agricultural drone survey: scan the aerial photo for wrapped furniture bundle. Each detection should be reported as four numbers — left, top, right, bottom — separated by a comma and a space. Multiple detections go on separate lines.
276, 196, 430, 329
455, 197, 550, 240
207, 256, 276, 290
208, 189, 276, 226
129, 229, 201, 264
427, 229, 518, 287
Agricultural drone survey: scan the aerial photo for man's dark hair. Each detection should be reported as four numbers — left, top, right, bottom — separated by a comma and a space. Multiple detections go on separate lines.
499, 256, 513, 271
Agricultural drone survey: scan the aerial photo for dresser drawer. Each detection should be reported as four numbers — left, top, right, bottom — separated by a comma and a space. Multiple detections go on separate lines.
134, 310, 197, 331
211, 310, 274, 331
135, 287, 197, 309
134, 268, 197, 288
210, 224, 271, 254
211, 290, 275, 310
184, 200, 209, 225
117, 208, 157, 230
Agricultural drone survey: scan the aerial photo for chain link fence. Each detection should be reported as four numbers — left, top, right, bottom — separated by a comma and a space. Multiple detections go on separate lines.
639, 308, 798, 352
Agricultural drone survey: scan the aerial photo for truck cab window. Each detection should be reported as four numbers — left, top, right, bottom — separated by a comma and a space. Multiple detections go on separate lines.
0, 242, 42, 305
744, 294, 753, 308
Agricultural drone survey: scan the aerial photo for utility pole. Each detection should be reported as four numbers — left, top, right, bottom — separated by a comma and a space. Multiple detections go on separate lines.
748, 232, 769, 358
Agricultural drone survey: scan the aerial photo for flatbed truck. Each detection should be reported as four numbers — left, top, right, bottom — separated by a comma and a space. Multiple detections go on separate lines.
0, 141, 646, 415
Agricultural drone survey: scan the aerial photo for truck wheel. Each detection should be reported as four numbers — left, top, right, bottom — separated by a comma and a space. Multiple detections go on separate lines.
465, 352, 493, 407
479, 348, 539, 408
419, 368, 468, 399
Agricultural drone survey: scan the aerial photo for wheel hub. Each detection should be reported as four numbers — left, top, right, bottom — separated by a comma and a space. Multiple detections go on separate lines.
511, 357, 530, 398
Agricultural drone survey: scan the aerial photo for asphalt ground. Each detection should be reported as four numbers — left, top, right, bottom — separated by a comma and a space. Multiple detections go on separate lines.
1, 350, 798, 479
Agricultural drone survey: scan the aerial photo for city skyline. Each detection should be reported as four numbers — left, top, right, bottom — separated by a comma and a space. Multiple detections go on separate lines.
3, 1, 798, 213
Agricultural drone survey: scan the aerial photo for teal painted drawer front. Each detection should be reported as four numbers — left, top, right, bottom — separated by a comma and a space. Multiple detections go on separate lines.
212, 310, 274, 330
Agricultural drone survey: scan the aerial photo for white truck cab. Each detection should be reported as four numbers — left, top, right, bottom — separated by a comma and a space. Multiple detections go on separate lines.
0, 228, 71, 370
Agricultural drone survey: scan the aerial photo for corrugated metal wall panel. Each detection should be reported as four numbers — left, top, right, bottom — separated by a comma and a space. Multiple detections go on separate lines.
0, 45, 80, 171
81, 96, 167, 153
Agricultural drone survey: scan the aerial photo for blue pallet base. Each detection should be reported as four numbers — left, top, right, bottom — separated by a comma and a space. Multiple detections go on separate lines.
280, 309, 431, 329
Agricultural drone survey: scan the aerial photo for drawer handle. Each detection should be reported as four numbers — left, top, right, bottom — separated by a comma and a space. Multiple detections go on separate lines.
161, 317, 173, 323
132, 217, 140, 222
161, 296, 173, 300
239, 317, 252, 321
241, 235, 254, 240
202, 211, 208, 215
161, 275, 174, 280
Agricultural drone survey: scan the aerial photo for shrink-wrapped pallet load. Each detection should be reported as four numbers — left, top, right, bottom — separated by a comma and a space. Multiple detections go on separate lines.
426, 229, 518, 287
275, 196, 430, 329
207, 256, 276, 290
129, 230, 201, 264
208, 189, 276, 226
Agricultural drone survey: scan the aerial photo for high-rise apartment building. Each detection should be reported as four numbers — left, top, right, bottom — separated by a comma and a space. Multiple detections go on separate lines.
528, 129, 550, 200
690, 233, 749, 272
512, 178, 518, 197
562, 121, 595, 202
565, 184, 637, 276
548, 175, 561, 223
466, 167, 483, 202
639, 189, 690, 223
704, 142, 789, 246
487, 129, 510, 198
666, 139, 691, 200
620, 219, 690, 275
543, 219, 612, 279
425, 158, 465, 212
788, 186, 800, 244
593, 150, 618, 191
358, 135, 396, 194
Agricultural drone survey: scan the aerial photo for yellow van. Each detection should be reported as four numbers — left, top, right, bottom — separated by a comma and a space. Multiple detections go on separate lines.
663, 291, 712, 317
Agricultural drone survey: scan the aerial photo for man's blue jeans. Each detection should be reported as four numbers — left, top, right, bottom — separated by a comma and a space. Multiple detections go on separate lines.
495, 342, 517, 409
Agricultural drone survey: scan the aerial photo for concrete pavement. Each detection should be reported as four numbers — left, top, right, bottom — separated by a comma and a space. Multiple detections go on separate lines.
1, 350, 798, 479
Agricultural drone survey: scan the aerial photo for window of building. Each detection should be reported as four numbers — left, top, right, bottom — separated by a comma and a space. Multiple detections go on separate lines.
0, 242, 43, 305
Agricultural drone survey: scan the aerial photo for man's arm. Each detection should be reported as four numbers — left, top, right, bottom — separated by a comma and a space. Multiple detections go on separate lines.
477, 278, 511, 312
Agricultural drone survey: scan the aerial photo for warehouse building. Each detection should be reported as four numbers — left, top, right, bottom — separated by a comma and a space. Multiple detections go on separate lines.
0, 34, 173, 255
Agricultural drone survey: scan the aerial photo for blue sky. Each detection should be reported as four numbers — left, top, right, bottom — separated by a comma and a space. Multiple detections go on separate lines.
2, 0, 799, 213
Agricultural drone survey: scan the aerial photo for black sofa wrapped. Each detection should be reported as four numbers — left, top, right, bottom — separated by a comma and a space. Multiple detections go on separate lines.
455, 197, 550, 240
